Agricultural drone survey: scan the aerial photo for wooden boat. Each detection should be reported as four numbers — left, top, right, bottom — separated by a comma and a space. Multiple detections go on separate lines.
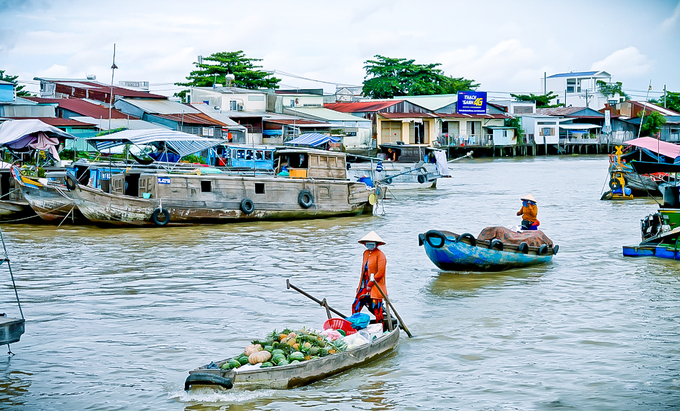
418, 227, 558, 271
11, 168, 81, 222
623, 161, 680, 260
185, 327, 399, 391
70, 148, 376, 226
0, 169, 35, 222
346, 144, 448, 190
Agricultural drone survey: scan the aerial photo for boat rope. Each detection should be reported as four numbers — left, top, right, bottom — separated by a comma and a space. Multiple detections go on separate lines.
0, 228, 24, 320
0, 189, 21, 200
57, 205, 77, 228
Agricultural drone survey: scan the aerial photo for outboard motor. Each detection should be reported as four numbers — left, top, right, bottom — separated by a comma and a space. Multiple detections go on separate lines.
640, 212, 669, 240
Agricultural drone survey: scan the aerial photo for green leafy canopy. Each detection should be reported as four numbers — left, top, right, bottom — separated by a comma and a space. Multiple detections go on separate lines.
510, 92, 560, 108
361, 55, 478, 99
639, 110, 667, 137
174, 51, 281, 102
650, 91, 680, 114
596, 80, 629, 100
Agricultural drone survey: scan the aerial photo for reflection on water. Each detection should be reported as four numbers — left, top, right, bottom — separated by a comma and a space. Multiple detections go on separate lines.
1, 156, 680, 409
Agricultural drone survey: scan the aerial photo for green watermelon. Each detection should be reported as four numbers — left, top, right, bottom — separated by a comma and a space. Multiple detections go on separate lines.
272, 353, 286, 364
228, 359, 242, 369
260, 362, 273, 368
290, 360, 300, 364
272, 349, 285, 357
264, 345, 274, 352
278, 359, 289, 366
289, 351, 305, 362
237, 355, 250, 365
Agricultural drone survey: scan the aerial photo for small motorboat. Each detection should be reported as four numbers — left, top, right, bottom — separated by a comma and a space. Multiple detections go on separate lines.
622, 161, 680, 260
418, 226, 558, 271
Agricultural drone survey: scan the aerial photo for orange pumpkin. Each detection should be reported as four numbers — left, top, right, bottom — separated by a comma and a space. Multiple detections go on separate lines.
244, 344, 262, 356
248, 350, 272, 364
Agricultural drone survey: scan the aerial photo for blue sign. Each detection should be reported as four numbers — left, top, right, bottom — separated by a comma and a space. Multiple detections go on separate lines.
457, 91, 487, 114
376, 161, 383, 172
157, 177, 171, 185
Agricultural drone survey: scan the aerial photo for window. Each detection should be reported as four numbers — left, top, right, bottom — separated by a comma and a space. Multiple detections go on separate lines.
540, 128, 554, 136
201, 181, 211, 192
513, 106, 533, 114
229, 100, 237, 111
567, 79, 576, 93
255, 183, 265, 194
442, 122, 449, 133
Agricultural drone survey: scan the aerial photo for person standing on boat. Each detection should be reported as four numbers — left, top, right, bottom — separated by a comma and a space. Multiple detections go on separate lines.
352, 231, 387, 329
517, 194, 539, 230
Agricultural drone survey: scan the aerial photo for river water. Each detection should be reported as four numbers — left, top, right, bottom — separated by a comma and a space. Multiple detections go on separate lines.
1, 156, 679, 410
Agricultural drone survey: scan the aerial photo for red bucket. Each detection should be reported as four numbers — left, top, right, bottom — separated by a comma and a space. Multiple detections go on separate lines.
323, 318, 356, 336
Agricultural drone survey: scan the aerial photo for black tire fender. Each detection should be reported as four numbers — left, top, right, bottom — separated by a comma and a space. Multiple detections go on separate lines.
538, 244, 549, 255
458, 233, 476, 246
553, 244, 560, 255
518, 242, 529, 254
240, 198, 255, 214
490, 238, 503, 251
151, 208, 170, 226
184, 373, 233, 391
417, 174, 426, 184
424, 230, 447, 249
65, 174, 77, 190
418, 233, 425, 247
384, 177, 392, 185
609, 178, 621, 190
601, 191, 613, 200
298, 190, 314, 209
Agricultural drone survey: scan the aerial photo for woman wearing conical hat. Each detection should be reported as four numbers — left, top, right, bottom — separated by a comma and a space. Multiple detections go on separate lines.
516, 194, 539, 230
352, 231, 387, 330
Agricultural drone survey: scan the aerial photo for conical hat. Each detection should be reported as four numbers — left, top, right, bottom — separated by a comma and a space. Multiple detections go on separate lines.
358, 231, 385, 245
521, 194, 536, 203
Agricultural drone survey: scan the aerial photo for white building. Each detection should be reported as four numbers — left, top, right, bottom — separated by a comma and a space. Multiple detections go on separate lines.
189, 86, 268, 113
545, 71, 624, 110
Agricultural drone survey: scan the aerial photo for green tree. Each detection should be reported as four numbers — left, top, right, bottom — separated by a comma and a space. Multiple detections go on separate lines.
504, 116, 525, 141
639, 110, 667, 137
596, 80, 629, 101
651, 91, 680, 113
361, 55, 478, 99
174, 51, 281, 102
510, 92, 560, 108
0, 69, 30, 97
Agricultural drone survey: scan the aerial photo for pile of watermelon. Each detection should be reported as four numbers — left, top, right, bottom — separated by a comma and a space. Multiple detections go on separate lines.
220, 328, 348, 370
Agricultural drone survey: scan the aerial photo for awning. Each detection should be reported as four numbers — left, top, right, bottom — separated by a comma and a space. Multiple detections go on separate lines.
284, 133, 340, 147
624, 137, 680, 159
0, 119, 74, 145
87, 129, 223, 157
559, 124, 602, 130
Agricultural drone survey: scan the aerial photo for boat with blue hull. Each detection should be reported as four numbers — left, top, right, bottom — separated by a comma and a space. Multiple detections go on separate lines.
418, 227, 558, 271
622, 161, 680, 260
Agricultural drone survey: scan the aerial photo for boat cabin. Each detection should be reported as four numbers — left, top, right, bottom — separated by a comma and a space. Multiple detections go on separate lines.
378, 143, 439, 163
212, 145, 275, 170
275, 149, 347, 180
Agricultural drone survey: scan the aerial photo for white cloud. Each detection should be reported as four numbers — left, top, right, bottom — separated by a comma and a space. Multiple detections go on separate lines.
661, 1, 680, 30
591, 46, 653, 78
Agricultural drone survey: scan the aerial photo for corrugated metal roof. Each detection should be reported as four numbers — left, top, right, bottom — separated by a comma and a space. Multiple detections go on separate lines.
284, 133, 340, 147
546, 71, 609, 78
39, 79, 166, 99
0, 119, 75, 145
400, 95, 458, 111
119, 98, 200, 115
71, 117, 171, 131
285, 107, 371, 122
379, 112, 439, 119
265, 119, 330, 126
324, 101, 403, 113
4, 117, 93, 127
438, 113, 509, 119
26, 97, 133, 119
153, 113, 226, 126
0, 80, 13, 85
188, 104, 245, 127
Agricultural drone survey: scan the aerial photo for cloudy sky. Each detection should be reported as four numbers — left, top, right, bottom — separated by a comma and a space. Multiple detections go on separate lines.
1, 0, 679, 101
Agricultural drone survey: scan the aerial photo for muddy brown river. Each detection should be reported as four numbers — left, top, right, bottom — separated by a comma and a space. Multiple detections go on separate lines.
1, 155, 679, 410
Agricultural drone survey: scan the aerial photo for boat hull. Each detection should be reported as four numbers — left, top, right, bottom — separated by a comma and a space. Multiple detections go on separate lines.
71, 174, 375, 226
346, 162, 439, 190
0, 318, 25, 346
623, 244, 680, 259
187, 327, 399, 390
17, 182, 80, 222
420, 230, 555, 271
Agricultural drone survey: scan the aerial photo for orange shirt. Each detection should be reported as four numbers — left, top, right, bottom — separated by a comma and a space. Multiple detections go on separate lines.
518, 203, 538, 222
361, 248, 387, 299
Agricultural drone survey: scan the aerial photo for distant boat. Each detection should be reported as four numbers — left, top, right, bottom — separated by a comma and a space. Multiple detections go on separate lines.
346, 144, 449, 190
622, 161, 680, 260
419, 227, 558, 271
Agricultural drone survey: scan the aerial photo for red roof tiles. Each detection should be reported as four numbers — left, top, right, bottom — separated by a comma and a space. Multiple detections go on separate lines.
25, 97, 134, 119
324, 101, 403, 113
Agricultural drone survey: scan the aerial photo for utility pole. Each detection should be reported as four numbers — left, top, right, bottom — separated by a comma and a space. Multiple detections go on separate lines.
585, 88, 589, 108
663, 85, 667, 108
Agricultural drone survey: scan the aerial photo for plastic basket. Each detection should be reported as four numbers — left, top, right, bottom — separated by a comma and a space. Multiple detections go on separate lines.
323, 318, 356, 335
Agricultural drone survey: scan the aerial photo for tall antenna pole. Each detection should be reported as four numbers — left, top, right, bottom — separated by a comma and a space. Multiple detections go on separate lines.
109, 44, 118, 131
636, 80, 652, 141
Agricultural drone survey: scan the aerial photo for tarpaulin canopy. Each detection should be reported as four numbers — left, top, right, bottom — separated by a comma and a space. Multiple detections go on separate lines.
560, 124, 602, 130
0, 119, 74, 145
284, 133, 340, 147
624, 137, 680, 159
86, 129, 223, 158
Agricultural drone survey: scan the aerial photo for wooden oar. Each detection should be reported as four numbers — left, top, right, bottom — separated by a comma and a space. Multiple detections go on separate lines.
371, 282, 413, 338
286, 279, 347, 318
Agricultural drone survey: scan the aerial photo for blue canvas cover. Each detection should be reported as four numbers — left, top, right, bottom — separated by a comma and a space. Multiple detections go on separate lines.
284, 133, 340, 147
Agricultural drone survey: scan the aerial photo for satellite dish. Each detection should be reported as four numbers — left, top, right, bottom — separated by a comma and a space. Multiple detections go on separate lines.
214, 106, 221, 111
